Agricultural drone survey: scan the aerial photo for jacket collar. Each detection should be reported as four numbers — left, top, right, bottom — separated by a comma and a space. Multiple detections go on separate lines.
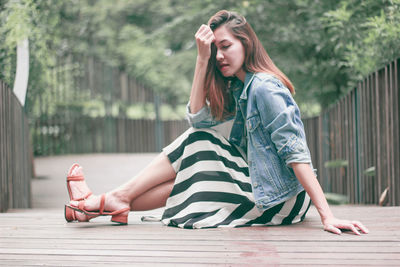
239, 72, 255, 100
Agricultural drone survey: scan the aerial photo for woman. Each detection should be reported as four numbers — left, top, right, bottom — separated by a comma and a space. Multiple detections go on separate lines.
66, 10, 368, 235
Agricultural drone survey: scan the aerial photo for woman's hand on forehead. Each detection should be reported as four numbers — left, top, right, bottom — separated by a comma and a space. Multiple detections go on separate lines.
195, 24, 215, 61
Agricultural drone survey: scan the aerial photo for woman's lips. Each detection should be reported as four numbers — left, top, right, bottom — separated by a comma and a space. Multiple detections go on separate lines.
219, 63, 229, 71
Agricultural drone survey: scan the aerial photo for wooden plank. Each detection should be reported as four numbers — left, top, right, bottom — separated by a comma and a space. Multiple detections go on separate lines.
0, 80, 32, 211
2, 239, 400, 252
359, 80, 367, 203
389, 60, 399, 206
1, 238, 400, 253
395, 59, 400, 205
1, 247, 399, 260
0, 247, 399, 265
374, 71, 382, 201
1, 258, 399, 267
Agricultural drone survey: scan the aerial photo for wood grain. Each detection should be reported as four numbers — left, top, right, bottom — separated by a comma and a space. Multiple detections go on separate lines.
0, 206, 399, 266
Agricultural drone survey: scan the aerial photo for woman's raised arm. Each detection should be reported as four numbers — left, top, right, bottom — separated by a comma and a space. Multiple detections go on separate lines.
189, 24, 215, 114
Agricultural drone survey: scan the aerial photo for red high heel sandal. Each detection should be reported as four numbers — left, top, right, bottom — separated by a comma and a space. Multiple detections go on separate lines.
66, 194, 130, 225
65, 163, 93, 222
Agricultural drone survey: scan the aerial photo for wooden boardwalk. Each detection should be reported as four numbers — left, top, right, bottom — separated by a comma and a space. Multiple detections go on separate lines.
0, 154, 399, 266
1, 206, 400, 266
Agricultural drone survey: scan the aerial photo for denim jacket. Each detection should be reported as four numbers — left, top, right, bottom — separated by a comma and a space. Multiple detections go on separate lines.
186, 72, 314, 210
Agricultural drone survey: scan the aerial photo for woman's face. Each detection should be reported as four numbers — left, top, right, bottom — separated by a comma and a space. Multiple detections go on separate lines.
213, 25, 246, 82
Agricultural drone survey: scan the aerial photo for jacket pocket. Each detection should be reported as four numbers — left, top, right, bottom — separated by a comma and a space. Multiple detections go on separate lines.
246, 115, 260, 133
247, 115, 269, 148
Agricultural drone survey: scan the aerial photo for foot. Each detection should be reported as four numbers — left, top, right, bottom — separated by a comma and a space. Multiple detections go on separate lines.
69, 191, 130, 222
67, 164, 92, 201
66, 164, 93, 222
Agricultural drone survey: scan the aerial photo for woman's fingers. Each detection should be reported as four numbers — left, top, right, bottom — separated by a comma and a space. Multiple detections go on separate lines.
324, 224, 342, 235
195, 24, 207, 35
352, 220, 370, 234
196, 24, 212, 37
195, 25, 207, 41
345, 223, 361, 235
195, 25, 214, 44
204, 30, 215, 42
324, 218, 369, 235
195, 24, 215, 60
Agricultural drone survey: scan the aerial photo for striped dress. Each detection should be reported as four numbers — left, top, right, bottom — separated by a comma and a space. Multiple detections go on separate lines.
161, 127, 311, 229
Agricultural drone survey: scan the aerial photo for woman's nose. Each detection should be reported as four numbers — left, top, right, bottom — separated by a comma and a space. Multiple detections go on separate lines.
216, 49, 223, 61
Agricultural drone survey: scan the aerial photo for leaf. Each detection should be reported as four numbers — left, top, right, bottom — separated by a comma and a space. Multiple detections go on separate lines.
363, 166, 376, 177
379, 187, 389, 206
324, 159, 349, 168
324, 192, 349, 205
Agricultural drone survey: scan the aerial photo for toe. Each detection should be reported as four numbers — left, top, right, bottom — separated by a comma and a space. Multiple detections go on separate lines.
69, 200, 79, 207
67, 163, 80, 176
75, 211, 89, 222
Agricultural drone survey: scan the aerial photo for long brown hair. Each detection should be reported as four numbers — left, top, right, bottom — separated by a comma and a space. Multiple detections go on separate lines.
205, 10, 295, 120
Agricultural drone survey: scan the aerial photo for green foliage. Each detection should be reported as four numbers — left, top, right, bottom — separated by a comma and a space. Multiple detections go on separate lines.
324, 159, 349, 168
319, 0, 400, 93
0, 0, 61, 113
246, 0, 400, 111
0, 0, 31, 84
324, 192, 350, 205
363, 166, 376, 177
1, 0, 399, 120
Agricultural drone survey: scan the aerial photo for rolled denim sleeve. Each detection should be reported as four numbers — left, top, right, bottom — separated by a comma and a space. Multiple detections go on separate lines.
186, 102, 221, 128
254, 78, 312, 166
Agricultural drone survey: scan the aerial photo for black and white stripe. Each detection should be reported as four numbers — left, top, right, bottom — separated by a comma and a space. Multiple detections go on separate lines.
161, 128, 311, 229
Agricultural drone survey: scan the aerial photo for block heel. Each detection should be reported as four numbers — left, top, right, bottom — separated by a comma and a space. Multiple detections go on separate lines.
111, 212, 129, 225
64, 206, 76, 222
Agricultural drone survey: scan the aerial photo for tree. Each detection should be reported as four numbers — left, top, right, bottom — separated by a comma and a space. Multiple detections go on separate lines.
247, 0, 400, 111
1, 0, 399, 119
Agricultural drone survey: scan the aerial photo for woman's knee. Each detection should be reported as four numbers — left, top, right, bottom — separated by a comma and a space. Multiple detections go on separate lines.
186, 127, 216, 135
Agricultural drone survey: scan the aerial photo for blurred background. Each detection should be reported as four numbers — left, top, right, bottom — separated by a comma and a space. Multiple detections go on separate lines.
1, 0, 399, 155
1, 0, 399, 211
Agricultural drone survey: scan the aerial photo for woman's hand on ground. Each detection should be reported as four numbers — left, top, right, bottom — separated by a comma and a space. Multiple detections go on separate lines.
322, 217, 369, 235
195, 24, 215, 62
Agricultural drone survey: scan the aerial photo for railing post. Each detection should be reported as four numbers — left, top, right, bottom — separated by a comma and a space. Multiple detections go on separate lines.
0, 80, 32, 212
154, 93, 164, 152
354, 86, 361, 203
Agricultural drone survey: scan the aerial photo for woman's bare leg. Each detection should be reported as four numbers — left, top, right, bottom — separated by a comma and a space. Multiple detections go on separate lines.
129, 180, 175, 211
70, 152, 176, 220
111, 152, 176, 203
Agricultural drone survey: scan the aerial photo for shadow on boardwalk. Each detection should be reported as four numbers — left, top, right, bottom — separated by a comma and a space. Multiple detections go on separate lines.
0, 154, 399, 266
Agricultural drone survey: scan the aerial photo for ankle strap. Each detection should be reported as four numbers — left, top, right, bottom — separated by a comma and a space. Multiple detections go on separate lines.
72, 192, 92, 201
99, 194, 106, 215
67, 175, 85, 181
